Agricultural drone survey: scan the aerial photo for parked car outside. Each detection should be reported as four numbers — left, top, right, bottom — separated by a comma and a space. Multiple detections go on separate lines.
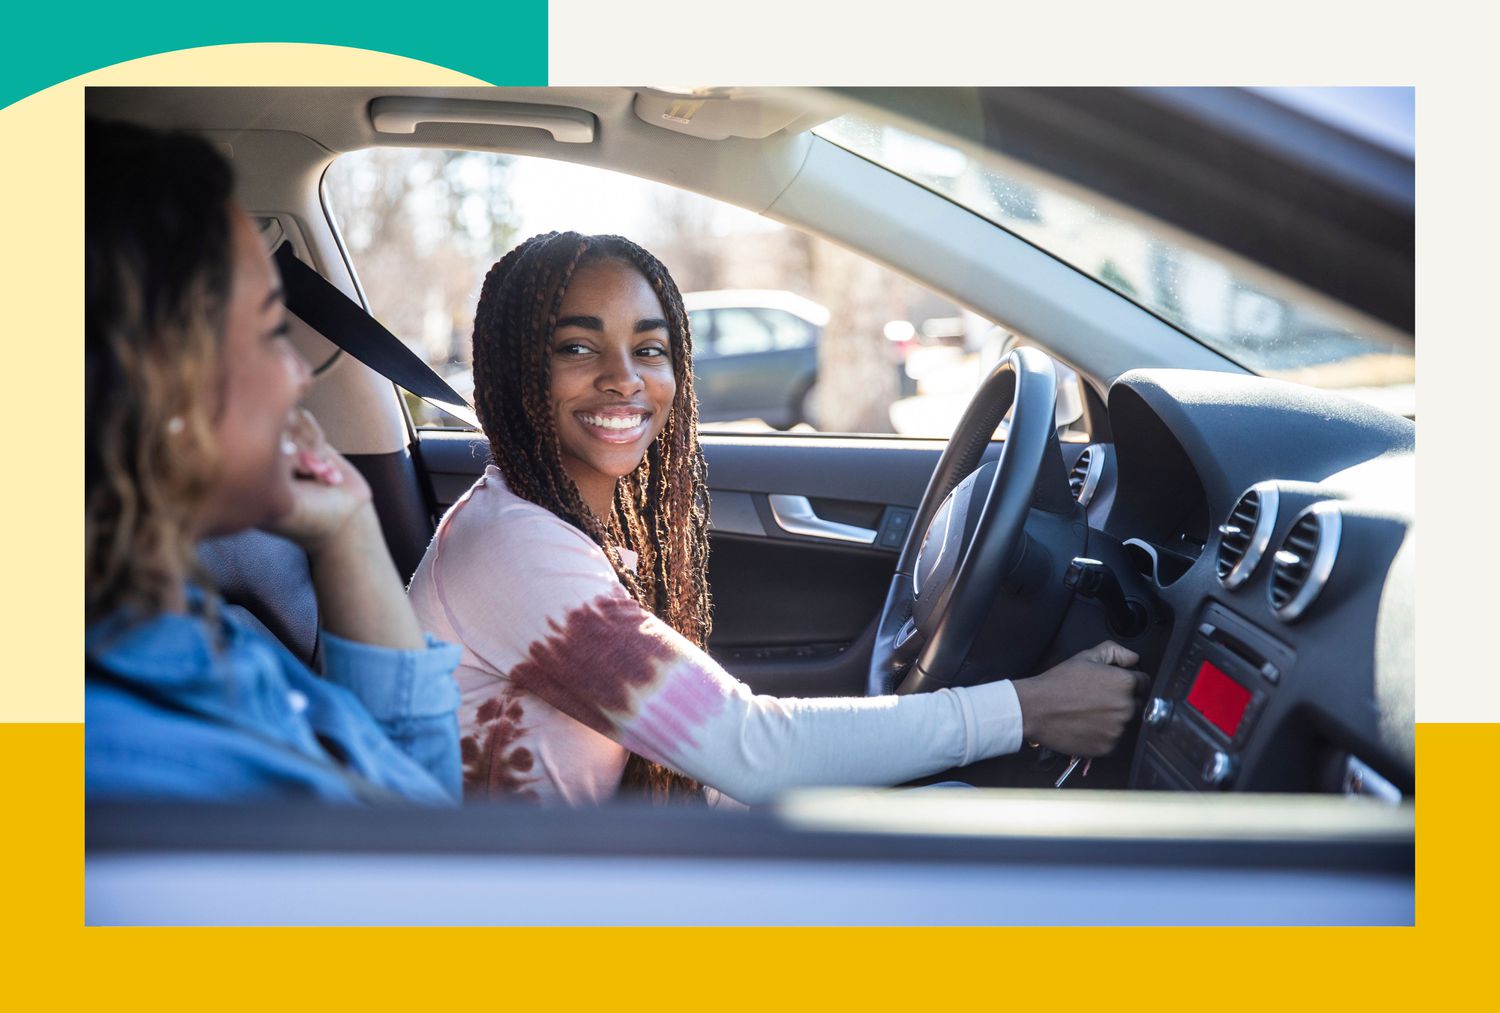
685, 290, 917, 430
685, 290, 825, 429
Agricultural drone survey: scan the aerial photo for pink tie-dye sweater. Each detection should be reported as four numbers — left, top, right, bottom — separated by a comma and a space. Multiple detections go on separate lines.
408, 466, 1023, 805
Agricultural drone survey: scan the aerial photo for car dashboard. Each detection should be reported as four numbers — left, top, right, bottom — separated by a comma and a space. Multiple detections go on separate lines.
1086, 369, 1415, 799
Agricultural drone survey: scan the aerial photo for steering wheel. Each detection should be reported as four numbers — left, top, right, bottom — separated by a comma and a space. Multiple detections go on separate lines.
865, 346, 1067, 697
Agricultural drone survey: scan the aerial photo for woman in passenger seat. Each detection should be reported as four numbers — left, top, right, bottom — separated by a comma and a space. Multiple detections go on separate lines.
85, 118, 463, 804
408, 231, 1144, 806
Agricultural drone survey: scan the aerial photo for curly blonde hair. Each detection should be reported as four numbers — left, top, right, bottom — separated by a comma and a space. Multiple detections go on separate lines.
86, 119, 236, 625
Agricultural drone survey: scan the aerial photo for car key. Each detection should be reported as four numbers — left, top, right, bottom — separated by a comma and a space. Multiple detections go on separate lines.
1055, 755, 1083, 788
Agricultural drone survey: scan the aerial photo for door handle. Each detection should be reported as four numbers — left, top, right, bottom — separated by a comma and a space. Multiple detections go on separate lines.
767, 495, 877, 545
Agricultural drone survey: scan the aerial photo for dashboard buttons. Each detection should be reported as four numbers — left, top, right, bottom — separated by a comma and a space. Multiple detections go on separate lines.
1145, 697, 1174, 728
1202, 751, 1236, 788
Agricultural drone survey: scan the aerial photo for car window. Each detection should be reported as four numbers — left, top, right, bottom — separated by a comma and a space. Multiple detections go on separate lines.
686, 309, 715, 352
762, 309, 817, 350
323, 149, 1042, 438
709, 308, 778, 356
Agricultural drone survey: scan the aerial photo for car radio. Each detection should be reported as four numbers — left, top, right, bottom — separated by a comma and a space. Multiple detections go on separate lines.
1140, 603, 1295, 790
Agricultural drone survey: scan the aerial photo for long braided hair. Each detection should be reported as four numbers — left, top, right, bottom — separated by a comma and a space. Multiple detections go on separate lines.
470, 232, 712, 803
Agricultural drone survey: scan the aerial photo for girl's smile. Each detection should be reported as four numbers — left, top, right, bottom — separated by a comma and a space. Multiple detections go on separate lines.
573, 406, 652, 442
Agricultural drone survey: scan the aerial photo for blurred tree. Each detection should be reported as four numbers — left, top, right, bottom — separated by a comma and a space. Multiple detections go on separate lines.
640, 189, 726, 293
809, 242, 899, 433
325, 149, 517, 368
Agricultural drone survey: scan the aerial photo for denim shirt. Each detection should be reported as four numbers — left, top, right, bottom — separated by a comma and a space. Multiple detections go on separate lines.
86, 593, 464, 805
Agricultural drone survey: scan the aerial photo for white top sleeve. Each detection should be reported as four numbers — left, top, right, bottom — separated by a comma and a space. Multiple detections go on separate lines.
408, 467, 1023, 805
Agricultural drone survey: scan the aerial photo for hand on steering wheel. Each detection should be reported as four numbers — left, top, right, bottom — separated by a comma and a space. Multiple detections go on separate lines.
866, 346, 1080, 697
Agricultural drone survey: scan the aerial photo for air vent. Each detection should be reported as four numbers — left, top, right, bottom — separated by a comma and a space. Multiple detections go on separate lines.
1216, 482, 1279, 589
1268, 503, 1342, 622
1068, 444, 1106, 507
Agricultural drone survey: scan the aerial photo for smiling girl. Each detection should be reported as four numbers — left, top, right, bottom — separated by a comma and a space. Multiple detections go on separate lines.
408, 231, 1142, 805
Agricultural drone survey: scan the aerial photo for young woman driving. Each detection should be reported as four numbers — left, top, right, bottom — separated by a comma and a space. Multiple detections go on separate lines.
85, 118, 463, 803
408, 231, 1142, 805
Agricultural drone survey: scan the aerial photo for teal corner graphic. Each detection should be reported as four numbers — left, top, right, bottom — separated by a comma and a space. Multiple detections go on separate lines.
4, 2, 548, 110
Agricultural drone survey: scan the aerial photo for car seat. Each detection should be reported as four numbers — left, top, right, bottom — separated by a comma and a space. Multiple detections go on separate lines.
197, 529, 320, 668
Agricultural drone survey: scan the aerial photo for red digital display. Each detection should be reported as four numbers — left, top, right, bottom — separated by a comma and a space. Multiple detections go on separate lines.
1186, 660, 1252, 738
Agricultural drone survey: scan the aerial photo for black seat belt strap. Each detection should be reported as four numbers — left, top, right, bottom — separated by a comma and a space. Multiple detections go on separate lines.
273, 243, 480, 429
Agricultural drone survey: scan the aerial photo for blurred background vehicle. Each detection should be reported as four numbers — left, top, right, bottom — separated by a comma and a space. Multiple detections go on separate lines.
685, 290, 825, 429
684, 290, 921, 430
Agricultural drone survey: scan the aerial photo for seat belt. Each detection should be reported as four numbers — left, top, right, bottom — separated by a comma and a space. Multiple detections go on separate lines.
273, 243, 481, 429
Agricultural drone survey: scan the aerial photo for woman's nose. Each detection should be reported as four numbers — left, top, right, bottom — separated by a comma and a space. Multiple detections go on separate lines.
595, 349, 643, 395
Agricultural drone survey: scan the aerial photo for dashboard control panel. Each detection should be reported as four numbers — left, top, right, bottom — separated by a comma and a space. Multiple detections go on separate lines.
1140, 603, 1295, 791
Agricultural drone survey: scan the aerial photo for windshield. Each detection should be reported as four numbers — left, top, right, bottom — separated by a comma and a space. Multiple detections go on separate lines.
815, 113, 1415, 417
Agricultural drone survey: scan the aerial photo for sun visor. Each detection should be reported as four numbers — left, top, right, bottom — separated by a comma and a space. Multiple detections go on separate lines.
633, 90, 827, 140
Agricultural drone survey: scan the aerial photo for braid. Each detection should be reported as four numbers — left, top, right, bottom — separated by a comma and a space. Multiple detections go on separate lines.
471, 232, 714, 804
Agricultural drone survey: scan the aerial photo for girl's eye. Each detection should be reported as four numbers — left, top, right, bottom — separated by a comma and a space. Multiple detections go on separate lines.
555, 342, 592, 356
269, 322, 291, 341
637, 345, 669, 360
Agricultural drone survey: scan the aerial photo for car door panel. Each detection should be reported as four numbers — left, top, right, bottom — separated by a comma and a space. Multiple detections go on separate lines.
695, 435, 1000, 696
88, 796, 1413, 925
